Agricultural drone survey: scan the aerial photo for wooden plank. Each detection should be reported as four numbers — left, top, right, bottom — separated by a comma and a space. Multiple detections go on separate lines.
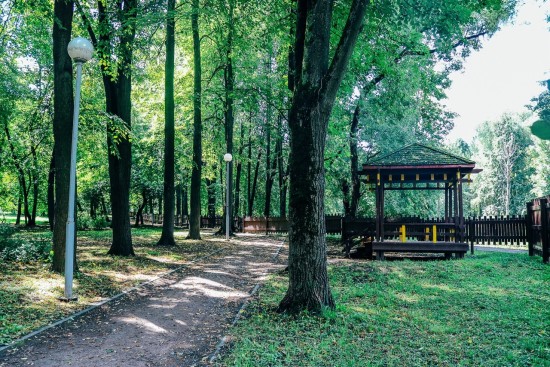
372, 241, 468, 253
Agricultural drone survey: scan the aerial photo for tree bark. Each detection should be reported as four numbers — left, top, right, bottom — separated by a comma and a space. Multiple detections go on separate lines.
188, 0, 202, 239
221, 0, 235, 234
105, 0, 136, 255
278, 0, 368, 313
158, 7, 176, 248
51, 0, 74, 271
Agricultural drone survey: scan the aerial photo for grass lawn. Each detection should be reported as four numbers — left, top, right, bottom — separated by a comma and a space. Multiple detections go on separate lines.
218, 251, 550, 367
0, 215, 50, 226
0, 227, 230, 345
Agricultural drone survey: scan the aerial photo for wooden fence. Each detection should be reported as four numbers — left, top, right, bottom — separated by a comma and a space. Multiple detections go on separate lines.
465, 216, 527, 247
526, 197, 550, 263
242, 215, 343, 234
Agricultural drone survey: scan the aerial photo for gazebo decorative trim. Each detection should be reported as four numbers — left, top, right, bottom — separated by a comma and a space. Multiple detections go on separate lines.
357, 143, 479, 259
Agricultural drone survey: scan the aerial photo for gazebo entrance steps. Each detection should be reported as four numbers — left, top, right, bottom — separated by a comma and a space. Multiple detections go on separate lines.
356, 240, 468, 260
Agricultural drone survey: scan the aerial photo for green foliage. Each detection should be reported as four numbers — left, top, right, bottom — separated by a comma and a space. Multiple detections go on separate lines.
0, 224, 50, 263
219, 251, 550, 366
470, 113, 534, 216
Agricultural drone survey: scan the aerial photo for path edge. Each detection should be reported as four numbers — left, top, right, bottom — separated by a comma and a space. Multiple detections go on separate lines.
0, 248, 224, 355
208, 238, 286, 364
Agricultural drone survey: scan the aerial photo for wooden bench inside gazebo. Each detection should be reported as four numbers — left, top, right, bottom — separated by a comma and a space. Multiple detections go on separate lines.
358, 143, 480, 260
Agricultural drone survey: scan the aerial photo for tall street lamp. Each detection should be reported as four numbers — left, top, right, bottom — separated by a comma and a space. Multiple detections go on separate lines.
223, 153, 232, 241
63, 37, 93, 301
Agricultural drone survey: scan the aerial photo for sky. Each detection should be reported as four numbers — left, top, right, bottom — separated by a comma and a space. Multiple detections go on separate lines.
445, 0, 550, 143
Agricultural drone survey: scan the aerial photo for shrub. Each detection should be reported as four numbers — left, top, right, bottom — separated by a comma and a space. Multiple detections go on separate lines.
0, 225, 51, 263
92, 216, 108, 230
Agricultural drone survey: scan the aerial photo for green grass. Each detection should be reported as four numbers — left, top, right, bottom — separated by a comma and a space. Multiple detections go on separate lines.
0, 226, 232, 345
0, 215, 50, 226
218, 252, 550, 367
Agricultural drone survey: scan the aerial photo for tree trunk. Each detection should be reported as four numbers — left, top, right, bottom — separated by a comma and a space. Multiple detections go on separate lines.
28, 147, 39, 227
221, 0, 235, 234
183, 185, 188, 216
188, 0, 202, 239
349, 104, 360, 217
234, 120, 244, 217
276, 116, 287, 217
206, 177, 216, 227
176, 184, 182, 225
264, 118, 277, 217
99, 0, 137, 256
278, 0, 368, 313
247, 124, 252, 216
135, 190, 147, 227
248, 151, 261, 216
51, 0, 74, 272
48, 150, 55, 231
16, 187, 22, 226
100, 194, 108, 222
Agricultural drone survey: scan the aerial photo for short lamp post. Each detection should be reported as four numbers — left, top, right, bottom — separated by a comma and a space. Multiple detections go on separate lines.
62, 37, 93, 301
223, 153, 232, 241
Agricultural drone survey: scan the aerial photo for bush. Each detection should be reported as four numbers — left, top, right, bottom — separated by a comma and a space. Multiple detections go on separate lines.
76, 214, 94, 230
0, 224, 50, 263
92, 217, 108, 230
77, 214, 109, 230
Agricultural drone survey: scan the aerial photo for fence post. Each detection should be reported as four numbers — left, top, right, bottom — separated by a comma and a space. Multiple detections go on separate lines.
469, 219, 475, 255
542, 199, 550, 264
540, 199, 549, 262
526, 203, 534, 256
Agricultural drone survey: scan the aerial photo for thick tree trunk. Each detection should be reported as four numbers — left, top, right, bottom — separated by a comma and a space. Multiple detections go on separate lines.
51, 0, 74, 271
278, 0, 368, 313
221, 0, 235, 234
101, 0, 137, 256
188, 0, 202, 239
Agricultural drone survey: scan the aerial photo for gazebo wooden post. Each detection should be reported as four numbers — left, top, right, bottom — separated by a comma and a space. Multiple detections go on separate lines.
458, 172, 464, 245
375, 179, 381, 241
444, 185, 449, 221
453, 179, 459, 243
380, 183, 385, 241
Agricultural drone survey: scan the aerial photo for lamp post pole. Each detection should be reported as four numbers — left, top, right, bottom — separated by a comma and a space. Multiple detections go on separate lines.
63, 37, 93, 301
223, 153, 233, 240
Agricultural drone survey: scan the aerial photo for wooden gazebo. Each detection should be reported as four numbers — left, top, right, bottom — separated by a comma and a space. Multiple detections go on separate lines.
358, 143, 479, 259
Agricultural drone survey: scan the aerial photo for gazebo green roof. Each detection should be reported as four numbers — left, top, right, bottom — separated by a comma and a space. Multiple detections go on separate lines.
363, 143, 475, 168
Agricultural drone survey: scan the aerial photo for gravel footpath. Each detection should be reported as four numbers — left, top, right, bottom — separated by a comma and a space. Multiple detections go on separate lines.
0, 234, 286, 367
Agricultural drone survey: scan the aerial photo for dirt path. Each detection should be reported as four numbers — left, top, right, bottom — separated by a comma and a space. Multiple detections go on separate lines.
0, 234, 286, 367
